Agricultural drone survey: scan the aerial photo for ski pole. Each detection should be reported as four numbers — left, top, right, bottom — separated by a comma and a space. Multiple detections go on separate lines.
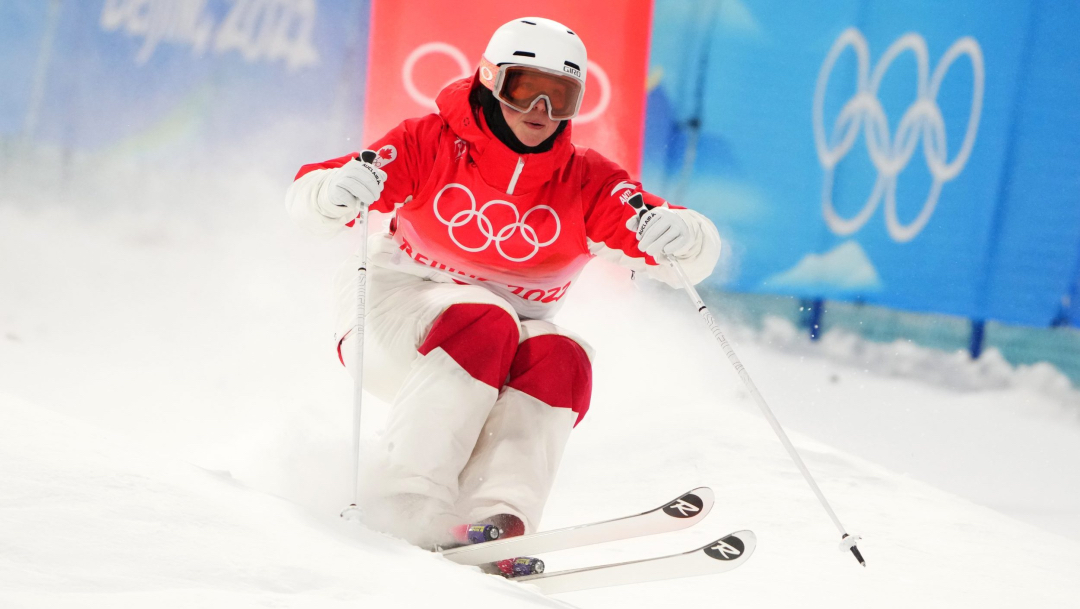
628, 195, 865, 566
341, 149, 378, 522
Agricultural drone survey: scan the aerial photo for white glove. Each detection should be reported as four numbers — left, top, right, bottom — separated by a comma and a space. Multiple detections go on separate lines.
318, 157, 387, 220
626, 206, 695, 258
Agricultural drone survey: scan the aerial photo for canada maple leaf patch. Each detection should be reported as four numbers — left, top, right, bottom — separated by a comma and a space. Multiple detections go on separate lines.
373, 145, 397, 168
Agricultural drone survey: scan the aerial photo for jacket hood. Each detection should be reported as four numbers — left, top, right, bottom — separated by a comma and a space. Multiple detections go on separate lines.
436, 77, 574, 195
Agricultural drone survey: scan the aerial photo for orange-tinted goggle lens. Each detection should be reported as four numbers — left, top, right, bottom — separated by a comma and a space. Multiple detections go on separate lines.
497, 66, 583, 120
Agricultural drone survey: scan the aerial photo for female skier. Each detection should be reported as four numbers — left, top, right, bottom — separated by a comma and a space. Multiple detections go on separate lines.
286, 16, 721, 548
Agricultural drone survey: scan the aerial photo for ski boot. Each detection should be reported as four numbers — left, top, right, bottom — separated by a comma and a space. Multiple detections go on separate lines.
449, 514, 545, 578
480, 556, 546, 578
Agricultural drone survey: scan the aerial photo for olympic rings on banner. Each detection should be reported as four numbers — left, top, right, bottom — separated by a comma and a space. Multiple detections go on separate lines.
402, 42, 472, 110
402, 42, 610, 124
575, 62, 611, 124
813, 28, 984, 242
433, 183, 561, 262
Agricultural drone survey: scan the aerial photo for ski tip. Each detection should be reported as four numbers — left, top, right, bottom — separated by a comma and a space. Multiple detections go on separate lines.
687, 486, 714, 508
702, 530, 756, 562
662, 487, 714, 521
731, 530, 756, 550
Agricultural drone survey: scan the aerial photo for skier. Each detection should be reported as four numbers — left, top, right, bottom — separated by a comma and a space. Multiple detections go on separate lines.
285, 17, 722, 548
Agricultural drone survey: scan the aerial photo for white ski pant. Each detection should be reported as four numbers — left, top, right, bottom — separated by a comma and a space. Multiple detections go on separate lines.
336, 260, 592, 544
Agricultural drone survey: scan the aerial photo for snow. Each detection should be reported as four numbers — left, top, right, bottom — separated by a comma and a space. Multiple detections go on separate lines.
3, 182, 1080, 607
0, 393, 568, 609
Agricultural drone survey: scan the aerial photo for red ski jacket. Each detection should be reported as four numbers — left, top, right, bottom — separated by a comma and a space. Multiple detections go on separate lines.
294, 77, 717, 320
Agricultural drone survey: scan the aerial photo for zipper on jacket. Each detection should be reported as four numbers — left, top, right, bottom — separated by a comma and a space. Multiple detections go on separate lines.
507, 156, 525, 195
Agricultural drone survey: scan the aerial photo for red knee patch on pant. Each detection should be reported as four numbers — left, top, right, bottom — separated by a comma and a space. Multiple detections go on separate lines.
507, 334, 592, 426
418, 303, 519, 389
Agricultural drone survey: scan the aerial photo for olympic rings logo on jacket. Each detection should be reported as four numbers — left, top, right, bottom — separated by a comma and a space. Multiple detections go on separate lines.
433, 183, 561, 262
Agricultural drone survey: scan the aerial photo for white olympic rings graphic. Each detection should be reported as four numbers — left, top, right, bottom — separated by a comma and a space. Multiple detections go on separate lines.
813, 28, 984, 242
402, 42, 611, 124
433, 183, 561, 262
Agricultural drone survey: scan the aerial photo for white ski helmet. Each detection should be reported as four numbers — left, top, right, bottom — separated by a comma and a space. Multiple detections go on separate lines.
478, 17, 588, 120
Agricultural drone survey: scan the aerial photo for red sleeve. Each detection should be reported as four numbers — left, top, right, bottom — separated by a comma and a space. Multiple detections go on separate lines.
579, 148, 679, 266
293, 113, 445, 215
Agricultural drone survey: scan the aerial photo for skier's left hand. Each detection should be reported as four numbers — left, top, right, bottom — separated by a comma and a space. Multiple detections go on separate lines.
626, 207, 695, 258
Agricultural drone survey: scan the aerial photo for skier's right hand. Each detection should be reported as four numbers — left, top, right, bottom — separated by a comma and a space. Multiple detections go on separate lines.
318, 156, 387, 221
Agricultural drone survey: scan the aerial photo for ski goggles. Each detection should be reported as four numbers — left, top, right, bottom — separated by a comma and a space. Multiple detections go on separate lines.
479, 59, 584, 121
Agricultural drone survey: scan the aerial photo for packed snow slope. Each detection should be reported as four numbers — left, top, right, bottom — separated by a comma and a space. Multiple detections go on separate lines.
0, 393, 570, 609
2, 180, 1080, 607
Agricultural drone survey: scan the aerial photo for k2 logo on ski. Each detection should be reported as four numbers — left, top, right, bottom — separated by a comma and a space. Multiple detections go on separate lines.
662, 493, 704, 518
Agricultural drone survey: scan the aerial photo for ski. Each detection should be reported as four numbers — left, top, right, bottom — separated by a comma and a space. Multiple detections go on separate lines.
441, 487, 714, 566
514, 531, 756, 595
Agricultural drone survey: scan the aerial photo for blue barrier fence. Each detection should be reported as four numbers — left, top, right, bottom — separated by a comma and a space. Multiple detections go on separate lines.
643, 0, 1080, 330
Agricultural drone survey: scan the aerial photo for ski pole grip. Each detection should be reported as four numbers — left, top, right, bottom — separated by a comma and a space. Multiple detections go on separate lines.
627, 193, 655, 220
357, 150, 377, 164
